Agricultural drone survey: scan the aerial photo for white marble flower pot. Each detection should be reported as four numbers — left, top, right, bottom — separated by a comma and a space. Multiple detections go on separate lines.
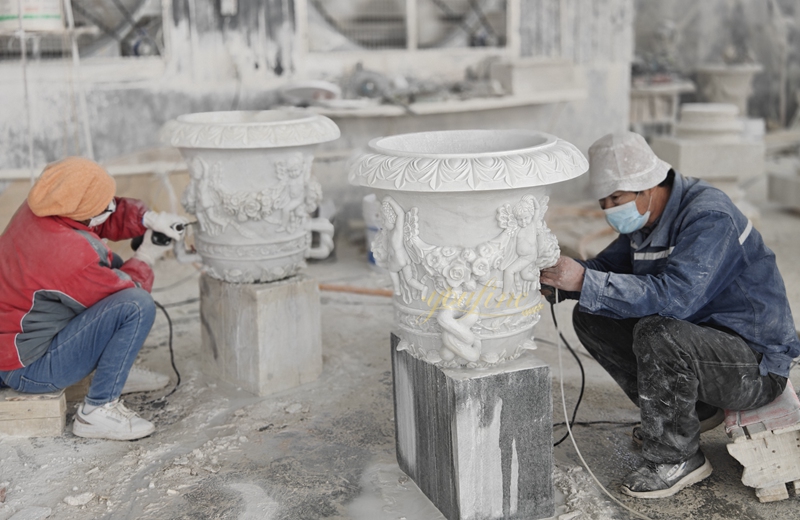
695, 64, 762, 116
161, 110, 340, 283
349, 130, 587, 367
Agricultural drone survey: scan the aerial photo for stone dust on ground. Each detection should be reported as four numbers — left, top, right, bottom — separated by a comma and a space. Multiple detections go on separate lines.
1, 201, 799, 520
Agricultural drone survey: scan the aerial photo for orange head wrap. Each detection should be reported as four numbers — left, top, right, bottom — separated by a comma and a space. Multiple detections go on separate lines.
27, 157, 116, 221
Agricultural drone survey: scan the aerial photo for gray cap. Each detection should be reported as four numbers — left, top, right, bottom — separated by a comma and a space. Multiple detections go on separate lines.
588, 132, 671, 200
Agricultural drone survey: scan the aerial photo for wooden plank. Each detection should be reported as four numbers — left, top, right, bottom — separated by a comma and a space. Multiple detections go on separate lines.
744, 422, 768, 439
729, 427, 746, 443
728, 431, 800, 489
756, 483, 789, 503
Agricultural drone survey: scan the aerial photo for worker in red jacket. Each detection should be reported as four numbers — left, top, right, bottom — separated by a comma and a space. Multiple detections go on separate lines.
0, 157, 186, 440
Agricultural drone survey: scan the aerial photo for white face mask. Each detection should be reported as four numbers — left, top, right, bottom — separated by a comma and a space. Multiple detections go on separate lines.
88, 199, 116, 228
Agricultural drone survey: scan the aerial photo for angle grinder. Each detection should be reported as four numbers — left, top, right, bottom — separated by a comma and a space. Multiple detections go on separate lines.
131, 223, 188, 250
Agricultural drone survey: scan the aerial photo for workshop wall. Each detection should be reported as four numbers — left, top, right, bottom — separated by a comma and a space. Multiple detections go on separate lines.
0, 0, 634, 213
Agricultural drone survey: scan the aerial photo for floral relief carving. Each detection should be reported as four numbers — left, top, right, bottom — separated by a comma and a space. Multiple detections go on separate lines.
375, 194, 560, 303
183, 154, 318, 238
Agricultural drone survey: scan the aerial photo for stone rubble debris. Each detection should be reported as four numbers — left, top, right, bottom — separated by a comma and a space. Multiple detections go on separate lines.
63, 492, 94, 506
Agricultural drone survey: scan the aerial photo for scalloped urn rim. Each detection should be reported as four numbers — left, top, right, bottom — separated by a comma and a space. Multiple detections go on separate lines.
348, 129, 588, 192
161, 109, 341, 149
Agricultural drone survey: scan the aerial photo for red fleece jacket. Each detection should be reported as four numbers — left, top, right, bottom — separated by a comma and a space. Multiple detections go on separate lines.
0, 198, 152, 370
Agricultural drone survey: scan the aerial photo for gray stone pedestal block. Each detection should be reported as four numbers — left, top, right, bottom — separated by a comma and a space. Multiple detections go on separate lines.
391, 333, 553, 520
200, 273, 322, 396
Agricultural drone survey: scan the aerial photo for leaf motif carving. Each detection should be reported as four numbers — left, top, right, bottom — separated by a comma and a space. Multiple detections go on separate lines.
349, 137, 587, 191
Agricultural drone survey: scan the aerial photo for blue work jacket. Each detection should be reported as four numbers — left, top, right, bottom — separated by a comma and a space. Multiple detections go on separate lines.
576, 171, 800, 378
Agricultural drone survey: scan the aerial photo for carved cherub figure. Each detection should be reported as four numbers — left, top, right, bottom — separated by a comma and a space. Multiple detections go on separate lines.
183, 157, 227, 236
271, 155, 310, 233
377, 196, 427, 303
496, 194, 542, 296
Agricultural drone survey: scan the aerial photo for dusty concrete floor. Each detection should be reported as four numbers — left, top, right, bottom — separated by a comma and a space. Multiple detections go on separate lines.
0, 200, 799, 520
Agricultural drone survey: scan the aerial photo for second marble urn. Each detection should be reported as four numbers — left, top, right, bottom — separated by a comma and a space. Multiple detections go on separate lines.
349, 129, 588, 367
161, 110, 340, 283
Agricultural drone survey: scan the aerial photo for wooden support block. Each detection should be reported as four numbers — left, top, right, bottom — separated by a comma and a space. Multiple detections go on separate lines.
727, 431, 800, 489
793, 479, 800, 494
756, 483, 789, 503
0, 389, 66, 437
743, 422, 769, 439
725, 380, 800, 442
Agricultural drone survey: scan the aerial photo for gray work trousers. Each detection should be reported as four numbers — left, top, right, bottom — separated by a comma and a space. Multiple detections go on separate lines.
572, 307, 786, 464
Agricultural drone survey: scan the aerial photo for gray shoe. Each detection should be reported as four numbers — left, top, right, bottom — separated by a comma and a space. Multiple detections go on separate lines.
631, 407, 725, 446
621, 450, 712, 498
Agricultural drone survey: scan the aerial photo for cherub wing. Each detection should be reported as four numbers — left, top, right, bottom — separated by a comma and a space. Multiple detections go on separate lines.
496, 203, 516, 230
403, 207, 434, 264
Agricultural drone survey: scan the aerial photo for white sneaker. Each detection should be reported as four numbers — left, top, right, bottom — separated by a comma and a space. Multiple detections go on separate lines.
72, 400, 155, 440
121, 366, 170, 394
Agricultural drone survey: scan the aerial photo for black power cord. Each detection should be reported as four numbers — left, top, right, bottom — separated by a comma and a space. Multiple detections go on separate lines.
142, 301, 181, 404
548, 299, 640, 445
550, 300, 586, 447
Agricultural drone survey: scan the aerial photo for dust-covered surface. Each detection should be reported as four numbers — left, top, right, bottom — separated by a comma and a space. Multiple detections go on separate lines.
0, 203, 799, 520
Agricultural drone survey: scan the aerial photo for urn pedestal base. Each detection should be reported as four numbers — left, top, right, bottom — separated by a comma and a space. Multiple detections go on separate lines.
391, 333, 553, 520
200, 273, 322, 396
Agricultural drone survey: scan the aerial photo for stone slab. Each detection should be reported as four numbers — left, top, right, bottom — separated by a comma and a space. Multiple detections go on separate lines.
391, 333, 553, 520
650, 137, 764, 181
489, 59, 584, 97
200, 273, 323, 397
0, 389, 66, 437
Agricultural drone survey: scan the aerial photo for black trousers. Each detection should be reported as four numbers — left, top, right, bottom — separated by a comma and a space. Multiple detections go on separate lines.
572, 307, 786, 464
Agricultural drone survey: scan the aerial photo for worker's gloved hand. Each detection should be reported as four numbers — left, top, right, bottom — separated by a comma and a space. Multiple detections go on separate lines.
133, 230, 172, 266
143, 211, 188, 241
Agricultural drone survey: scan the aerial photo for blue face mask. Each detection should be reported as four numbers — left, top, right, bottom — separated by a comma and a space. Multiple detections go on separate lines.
603, 193, 650, 234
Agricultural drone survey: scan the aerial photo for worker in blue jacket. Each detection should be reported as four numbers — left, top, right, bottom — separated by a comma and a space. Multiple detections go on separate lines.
541, 131, 800, 499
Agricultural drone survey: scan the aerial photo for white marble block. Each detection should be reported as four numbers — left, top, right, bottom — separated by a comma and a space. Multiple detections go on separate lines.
651, 103, 765, 220
650, 138, 764, 182
392, 334, 553, 520
0, 389, 65, 437
489, 58, 584, 96
200, 273, 322, 396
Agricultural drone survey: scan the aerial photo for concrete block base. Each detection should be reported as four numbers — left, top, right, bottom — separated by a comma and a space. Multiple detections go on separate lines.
200, 273, 322, 396
391, 333, 553, 520
0, 389, 66, 437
